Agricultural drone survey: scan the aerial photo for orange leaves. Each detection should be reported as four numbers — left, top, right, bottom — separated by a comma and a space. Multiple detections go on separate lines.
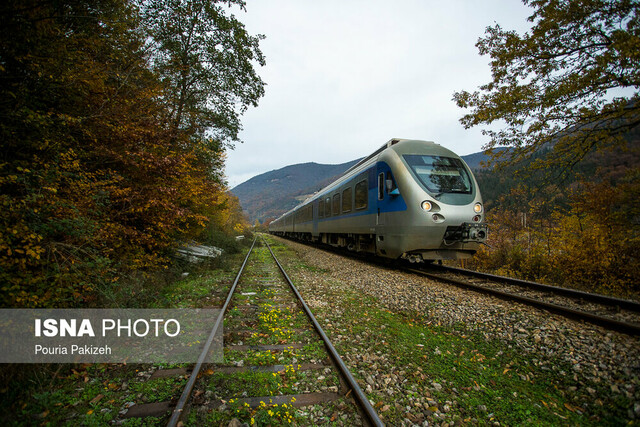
469, 175, 640, 297
563, 402, 582, 413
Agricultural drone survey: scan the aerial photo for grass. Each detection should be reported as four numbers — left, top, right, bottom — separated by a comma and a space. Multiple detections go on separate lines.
195, 396, 301, 426
5, 363, 184, 426
205, 366, 338, 399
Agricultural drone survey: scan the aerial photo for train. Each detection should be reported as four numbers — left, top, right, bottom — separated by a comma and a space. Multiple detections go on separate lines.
268, 138, 488, 262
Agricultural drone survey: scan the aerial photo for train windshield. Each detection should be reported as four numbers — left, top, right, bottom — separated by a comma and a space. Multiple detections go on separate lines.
403, 155, 472, 195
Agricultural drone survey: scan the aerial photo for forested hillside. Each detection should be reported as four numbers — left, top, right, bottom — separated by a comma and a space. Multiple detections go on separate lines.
466, 125, 640, 296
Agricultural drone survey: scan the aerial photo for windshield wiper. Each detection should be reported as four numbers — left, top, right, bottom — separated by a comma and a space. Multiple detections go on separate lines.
433, 189, 469, 197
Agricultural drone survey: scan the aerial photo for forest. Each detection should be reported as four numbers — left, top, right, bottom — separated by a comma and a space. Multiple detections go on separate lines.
0, 0, 262, 308
469, 135, 640, 299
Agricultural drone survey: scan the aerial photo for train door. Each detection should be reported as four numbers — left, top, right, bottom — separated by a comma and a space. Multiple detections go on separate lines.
375, 166, 388, 256
375, 162, 405, 256
376, 172, 385, 226
376, 165, 398, 224
312, 200, 319, 238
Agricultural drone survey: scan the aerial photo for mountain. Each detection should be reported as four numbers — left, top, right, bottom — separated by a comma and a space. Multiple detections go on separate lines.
231, 150, 499, 223
231, 159, 361, 223
460, 149, 509, 170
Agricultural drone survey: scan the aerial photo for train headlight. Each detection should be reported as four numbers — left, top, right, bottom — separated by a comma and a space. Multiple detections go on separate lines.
421, 201, 433, 212
432, 214, 445, 223
473, 202, 483, 214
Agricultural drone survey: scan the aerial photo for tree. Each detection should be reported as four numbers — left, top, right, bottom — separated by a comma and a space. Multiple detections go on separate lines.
0, 0, 262, 307
454, 0, 640, 178
0, 0, 164, 306
141, 0, 265, 153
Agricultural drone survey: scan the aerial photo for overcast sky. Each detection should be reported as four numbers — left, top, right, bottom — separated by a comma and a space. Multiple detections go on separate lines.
226, 0, 533, 188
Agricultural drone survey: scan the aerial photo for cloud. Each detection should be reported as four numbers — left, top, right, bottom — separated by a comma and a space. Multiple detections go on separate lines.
227, 0, 532, 188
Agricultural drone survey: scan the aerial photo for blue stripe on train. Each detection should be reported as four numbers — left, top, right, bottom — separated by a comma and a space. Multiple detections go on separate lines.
301, 161, 407, 225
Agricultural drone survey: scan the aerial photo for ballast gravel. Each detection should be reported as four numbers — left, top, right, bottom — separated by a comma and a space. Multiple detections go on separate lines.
273, 237, 640, 426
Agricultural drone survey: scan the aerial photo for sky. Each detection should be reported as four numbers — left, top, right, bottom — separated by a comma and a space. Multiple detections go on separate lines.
226, 0, 534, 188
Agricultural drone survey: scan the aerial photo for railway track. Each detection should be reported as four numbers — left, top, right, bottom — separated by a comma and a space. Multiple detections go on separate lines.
405, 264, 640, 336
122, 237, 382, 426
270, 235, 640, 336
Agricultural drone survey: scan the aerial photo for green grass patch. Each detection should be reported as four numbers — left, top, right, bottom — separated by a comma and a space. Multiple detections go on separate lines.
191, 395, 300, 426
4, 363, 185, 426
315, 286, 635, 425
208, 370, 285, 397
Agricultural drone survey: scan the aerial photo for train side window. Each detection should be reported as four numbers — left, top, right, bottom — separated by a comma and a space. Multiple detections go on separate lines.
342, 187, 352, 213
325, 197, 331, 217
355, 180, 367, 210
378, 173, 384, 200
332, 194, 340, 216
318, 199, 324, 219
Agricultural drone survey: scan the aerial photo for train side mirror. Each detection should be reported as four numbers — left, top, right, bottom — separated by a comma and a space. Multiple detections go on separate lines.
386, 179, 399, 196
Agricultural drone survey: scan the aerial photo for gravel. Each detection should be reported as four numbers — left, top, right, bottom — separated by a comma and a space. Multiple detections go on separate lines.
273, 237, 640, 425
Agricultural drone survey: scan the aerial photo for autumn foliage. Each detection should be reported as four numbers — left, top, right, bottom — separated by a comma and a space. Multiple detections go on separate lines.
469, 169, 640, 298
0, 0, 259, 307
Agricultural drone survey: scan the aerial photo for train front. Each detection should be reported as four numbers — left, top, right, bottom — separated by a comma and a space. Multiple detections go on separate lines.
377, 140, 487, 261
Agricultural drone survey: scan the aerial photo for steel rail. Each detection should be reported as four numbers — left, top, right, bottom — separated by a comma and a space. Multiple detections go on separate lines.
407, 267, 640, 336
429, 264, 640, 312
167, 237, 257, 427
271, 236, 640, 336
263, 238, 384, 427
